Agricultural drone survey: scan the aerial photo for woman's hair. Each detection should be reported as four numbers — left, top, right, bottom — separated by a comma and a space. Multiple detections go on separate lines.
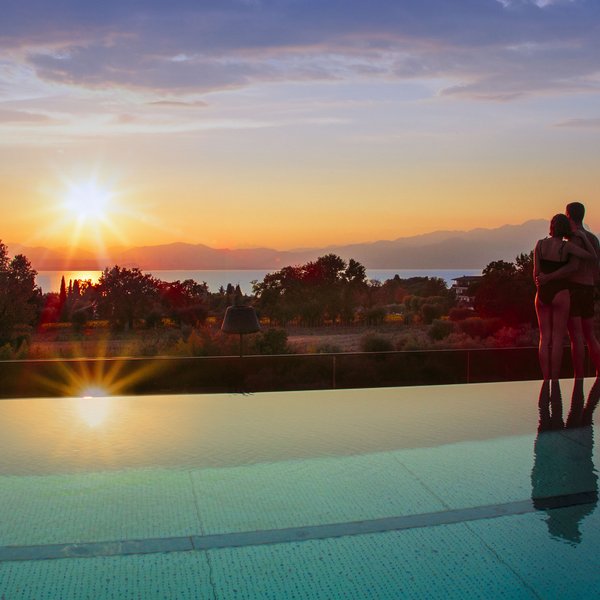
550, 213, 572, 238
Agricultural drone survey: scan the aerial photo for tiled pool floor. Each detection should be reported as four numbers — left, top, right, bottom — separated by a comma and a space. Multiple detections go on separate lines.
1, 379, 599, 598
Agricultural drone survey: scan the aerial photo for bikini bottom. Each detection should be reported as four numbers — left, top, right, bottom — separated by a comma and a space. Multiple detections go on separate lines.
538, 280, 570, 306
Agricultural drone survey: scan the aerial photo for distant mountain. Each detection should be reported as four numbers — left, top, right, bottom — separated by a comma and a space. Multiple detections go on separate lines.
6, 219, 550, 271
5, 244, 108, 271
322, 220, 550, 268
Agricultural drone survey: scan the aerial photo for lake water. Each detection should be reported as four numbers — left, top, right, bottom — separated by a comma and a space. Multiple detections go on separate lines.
35, 269, 482, 294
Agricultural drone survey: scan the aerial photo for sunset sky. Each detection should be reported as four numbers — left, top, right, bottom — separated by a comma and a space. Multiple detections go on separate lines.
1, 0, 599, 254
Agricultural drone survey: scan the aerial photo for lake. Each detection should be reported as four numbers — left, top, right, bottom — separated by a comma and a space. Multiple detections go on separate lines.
35, 269, 482, 294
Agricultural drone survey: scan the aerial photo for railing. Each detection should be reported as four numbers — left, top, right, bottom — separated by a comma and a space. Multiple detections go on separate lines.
0, 346, 595, 399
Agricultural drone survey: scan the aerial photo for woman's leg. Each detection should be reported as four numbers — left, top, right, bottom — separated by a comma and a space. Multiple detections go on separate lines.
550, 289, 570, 381
535, 294, 552, 380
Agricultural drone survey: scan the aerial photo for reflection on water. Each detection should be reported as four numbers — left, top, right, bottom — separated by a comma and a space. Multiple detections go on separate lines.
0, 381, 546, 476
532, 378, 600, 544
75, 395, 112, 428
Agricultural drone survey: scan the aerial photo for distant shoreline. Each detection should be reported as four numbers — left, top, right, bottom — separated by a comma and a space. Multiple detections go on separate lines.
35, 268, 483, 294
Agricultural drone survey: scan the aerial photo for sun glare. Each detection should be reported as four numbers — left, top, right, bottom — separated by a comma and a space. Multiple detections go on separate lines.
41, 174, 131, 259
64, 181, 111, 221
76, 394, 112, 428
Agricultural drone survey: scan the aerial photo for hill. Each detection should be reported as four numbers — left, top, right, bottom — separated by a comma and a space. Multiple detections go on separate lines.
7, 219, 549, 270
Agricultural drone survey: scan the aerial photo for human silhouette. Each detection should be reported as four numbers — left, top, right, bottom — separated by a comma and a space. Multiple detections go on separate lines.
533, 214, 596, 390
537, 202, 600, 380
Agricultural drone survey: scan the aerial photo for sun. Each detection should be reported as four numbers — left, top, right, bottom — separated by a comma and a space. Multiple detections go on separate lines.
64, 181, 112, 222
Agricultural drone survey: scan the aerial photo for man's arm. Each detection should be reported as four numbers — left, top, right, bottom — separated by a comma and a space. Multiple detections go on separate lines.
588, 231, 600, 283
537, 230, 596, 285
536, 259, 579, 285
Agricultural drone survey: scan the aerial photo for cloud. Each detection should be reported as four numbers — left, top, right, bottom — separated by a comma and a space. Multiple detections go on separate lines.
1, 0, 599, 101
554, 117, 600, 129
147, 99, 209, 108
0, 108, 55, 123
496, 0, 577, 7
113, 113, 137, 124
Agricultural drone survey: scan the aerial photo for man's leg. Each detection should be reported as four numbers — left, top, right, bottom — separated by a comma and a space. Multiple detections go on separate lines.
568, 316, 585, 378
567, 377, 584, 428
581, 318, 600, 375
582, 377, 600, 426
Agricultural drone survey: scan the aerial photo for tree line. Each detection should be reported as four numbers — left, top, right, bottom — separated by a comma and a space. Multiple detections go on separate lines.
1, 238, 541, 351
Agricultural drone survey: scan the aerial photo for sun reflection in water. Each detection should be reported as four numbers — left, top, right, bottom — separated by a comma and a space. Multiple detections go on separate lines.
76, 386, 112, 428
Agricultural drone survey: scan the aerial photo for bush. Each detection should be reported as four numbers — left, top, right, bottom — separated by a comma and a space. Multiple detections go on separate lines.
171, 328, 238, 356
395, 330, 431, 351
428, 319, 455, 341
0, 343, 15, 360
402, 312, 416, 326
420, 303, 444, 324
360, 334, 394, 353
315, 343, 342, 354
145, 311, 163, 329
449, 307, 475, 321
458, 317, 503, 339
251, 329, 290, 355
362, 307, 386, 326
440, 332, 483, 349
71, 310, 88, 333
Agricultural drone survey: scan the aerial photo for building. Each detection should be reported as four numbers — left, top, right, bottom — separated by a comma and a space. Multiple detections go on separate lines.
451, 275, 482, 307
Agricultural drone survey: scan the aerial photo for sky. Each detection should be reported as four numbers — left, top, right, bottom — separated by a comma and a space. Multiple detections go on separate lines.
1, 0, 599, 254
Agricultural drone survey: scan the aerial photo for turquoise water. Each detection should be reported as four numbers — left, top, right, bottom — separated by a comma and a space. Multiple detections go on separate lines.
0, 380, 599, 598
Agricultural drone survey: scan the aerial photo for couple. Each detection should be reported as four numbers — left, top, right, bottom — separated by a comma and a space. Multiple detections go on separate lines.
534, 202, 600, 393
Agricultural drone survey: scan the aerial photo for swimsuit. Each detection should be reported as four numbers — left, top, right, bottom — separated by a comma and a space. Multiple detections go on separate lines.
538, 241, 570, 305
569, 283, 595, 319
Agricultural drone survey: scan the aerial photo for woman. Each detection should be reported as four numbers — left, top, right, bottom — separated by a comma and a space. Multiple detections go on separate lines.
534, 214, 596, 385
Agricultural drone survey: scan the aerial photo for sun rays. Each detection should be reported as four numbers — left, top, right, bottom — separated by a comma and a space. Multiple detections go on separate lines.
31, 338, 166, 408
20, 169, 130, 264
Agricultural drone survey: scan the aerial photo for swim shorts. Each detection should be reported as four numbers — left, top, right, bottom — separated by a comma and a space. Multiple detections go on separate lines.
569, 283, 595, 319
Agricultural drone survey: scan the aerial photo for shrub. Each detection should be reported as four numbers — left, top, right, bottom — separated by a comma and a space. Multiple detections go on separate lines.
71, 310, 88, 333
428, 319, 455, 341
438, 332, 482, 349
395, 330, 431, 351
402, 312, 416, 326
458, 317, 503, 339
315, 343, 342, 354
420, 303, 444, 324
449, 307, 475, 321
362, 307, 386, 326
145, 311, 163, 329
171, 328, 238, 356
251, 329, 290, 355
0, 343, 15, 360
360, 334, 394, 353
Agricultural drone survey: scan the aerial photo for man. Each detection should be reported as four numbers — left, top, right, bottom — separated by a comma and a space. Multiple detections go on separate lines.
565, 202, 600, 378
538, 202, 600, 378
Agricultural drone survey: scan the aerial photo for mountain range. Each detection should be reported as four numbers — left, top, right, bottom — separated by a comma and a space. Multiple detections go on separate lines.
7, 219, 551, 271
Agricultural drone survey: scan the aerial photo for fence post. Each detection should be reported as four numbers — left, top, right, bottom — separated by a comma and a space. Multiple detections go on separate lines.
466, 350, 471, 384
332, 355, 336, 389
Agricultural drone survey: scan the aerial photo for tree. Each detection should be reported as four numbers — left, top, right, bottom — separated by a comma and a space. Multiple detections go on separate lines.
253, 255, 368, 326
97, 266, 160, 329
474, 257, 536, 325
0, 242, 41, 345
59, 276, 67, 305
159, 279, 208, 326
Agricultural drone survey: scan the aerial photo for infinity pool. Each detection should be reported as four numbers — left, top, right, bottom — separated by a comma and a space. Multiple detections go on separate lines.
0, 379, 599, 599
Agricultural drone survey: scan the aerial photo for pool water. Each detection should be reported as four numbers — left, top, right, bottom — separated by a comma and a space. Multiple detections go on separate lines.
0, 379, 599, 599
